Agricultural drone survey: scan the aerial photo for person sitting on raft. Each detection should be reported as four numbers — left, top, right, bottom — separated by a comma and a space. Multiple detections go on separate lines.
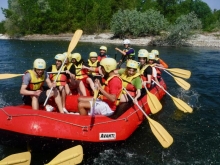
78, 58, 123, 116
83, 52, 104, 79
63, 52, 87, 96
20, 58, 64, 113
116, 60, 142, 103
97, 46, 109, 62
46, 54, 69, 113
137, 49, 154, 89
71, 53, 95, 94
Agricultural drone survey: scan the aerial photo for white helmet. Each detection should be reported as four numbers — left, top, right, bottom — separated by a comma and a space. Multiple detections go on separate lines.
123, 39, 130, 45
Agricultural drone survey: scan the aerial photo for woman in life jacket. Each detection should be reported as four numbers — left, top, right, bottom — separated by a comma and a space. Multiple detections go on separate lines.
118, 60, 142, 103
137, 49, 153, 90
151, 49, 168, 80
46, 54, 69, 113
147, 53, 160, 86
72, 53, 95, 93
63, 52, 87, 96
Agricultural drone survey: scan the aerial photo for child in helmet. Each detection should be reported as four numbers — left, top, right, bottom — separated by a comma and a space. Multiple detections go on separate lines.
20, 58, 64, 113
115, 39, 135, 68
117, 60, 142, 103
78, 58, 123, 116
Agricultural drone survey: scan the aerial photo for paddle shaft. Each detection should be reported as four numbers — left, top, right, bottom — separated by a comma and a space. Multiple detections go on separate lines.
43, 30, 83, 106
43, 57, 68, 106
152, 79, 172, 97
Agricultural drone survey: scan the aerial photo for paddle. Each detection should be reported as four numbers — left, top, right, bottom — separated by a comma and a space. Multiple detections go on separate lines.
124, 88, 173, 148
0, 72, 66, 80
43, 29, 83, 106
144, 84, 162, 114
156, 67, 191, 79
0, 152, 31, 165
152, 79, 193, 113
163, 70, 190, 90
45, 145, 83, 165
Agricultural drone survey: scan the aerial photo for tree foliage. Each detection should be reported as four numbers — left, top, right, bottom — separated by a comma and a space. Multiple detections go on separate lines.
0, 0, 219, 37
111, 9, 168, 38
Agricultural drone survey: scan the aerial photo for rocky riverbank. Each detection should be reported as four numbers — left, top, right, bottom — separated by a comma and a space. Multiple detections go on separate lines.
1, 32, 220, 48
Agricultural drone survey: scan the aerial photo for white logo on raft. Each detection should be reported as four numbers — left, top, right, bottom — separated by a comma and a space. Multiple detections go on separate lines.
99, 133, 116, 140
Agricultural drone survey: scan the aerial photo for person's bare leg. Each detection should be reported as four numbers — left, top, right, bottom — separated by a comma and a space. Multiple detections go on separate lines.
47, 89, 64, 113
120, 94, 129, 103
78, 101, 91, 115
78, 96, 93, 102
86, 78, 95, 92
31, 96, 39, 110
65, 84, 72, 95
78, 80, 87, 96
59, 86, 66, 108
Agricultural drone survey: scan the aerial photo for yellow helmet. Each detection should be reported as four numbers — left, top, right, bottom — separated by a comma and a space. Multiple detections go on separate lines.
63, 52, 72, 62
33, 58, 46, 69
89, 52, 98, 58
54, 54, 65, 63
100, 46, 107, 52
148, 53, 155, 60
71, 53, 81, 62
126, 60, 139, 69
138, 49, 148, 58
100, 58, 117, 73
151, 50, 159, 56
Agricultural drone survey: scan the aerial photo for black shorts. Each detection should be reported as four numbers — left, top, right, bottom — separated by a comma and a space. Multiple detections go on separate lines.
22, 91, 47, 105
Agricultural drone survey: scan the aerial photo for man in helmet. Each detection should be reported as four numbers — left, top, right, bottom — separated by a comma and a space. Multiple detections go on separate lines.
78, 58, 123, 116
47, 54, 69, 113
20, 58, 64, 113
115, 39, 135, 68
98, 46, 109, 62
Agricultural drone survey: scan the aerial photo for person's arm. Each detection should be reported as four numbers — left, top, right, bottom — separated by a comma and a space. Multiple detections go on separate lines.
20, 73, 41, 96
143, 67, 152, 86
115, 47, 126, 56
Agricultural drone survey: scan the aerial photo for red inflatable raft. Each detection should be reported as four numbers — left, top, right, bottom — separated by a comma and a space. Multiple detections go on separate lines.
0, 79, 166, 142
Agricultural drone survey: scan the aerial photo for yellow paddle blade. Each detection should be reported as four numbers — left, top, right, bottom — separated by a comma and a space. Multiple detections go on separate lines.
167, 68, 191, 79
147, 91, 162, 114
67, 29, 83, 55
146, 116, 173, 148
173, 77, 191, 90
0, 74, 23, 80
45, 145, 83, 165
0, 152, 31, 165
172, 96, 193, 113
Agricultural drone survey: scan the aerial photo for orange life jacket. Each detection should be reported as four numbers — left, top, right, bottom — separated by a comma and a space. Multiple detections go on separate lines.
49, 65, 67, 86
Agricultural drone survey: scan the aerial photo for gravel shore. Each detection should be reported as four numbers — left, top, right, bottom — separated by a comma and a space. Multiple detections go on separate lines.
1, 32, 220, 48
